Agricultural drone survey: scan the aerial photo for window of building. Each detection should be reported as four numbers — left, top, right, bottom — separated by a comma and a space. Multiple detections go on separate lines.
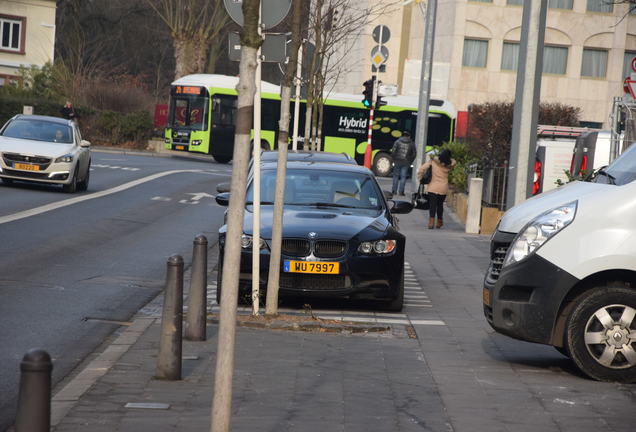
506, 0, 522, 4
469, 0, 492, 2
587, 0, 613, 13
543, 46, 568, 74
549, 0, 573, 9
623, 51, 636, 79
581, 48, 608, 78
0, 15, 24, 52
501, 42, 519, 70
462, 39, 488, 68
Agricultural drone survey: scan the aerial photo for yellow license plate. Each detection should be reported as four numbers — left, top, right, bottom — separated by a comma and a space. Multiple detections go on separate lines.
175, 145, 185, 150
483, 288, 491, 306
15, 163, 39, 171
284, 260, 339, 274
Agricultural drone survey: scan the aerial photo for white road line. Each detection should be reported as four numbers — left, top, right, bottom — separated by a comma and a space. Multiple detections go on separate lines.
411, 319, 445, 326
0, 169, 204, 225
151, 197, 172, 201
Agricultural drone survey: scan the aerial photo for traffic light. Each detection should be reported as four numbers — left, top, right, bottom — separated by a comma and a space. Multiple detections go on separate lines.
376, 85, 387, 109
362, 78, 374, 108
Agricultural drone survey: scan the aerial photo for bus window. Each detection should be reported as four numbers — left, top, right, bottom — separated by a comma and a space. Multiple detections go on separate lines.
212, 95, 237, 127
174, 100, 187, 126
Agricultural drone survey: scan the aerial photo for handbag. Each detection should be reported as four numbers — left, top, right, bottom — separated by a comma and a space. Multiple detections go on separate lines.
411, 183, 430, 210
420, 165, 432, 185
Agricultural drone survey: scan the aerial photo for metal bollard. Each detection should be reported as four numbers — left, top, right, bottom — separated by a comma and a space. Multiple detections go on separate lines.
185, 234, 208, 341
15, 349, 52, 432
155, 255, 183, 380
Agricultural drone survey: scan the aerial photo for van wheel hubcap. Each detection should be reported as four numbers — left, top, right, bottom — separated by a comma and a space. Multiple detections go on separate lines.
584, 304, 636, 369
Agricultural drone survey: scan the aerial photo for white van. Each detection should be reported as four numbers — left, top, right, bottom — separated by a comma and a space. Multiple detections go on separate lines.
483, 142, 636, 382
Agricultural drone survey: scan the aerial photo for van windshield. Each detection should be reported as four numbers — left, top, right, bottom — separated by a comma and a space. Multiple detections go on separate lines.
597, 143, 636, 186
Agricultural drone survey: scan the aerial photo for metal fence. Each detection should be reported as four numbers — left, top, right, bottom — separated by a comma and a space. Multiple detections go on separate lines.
466, 162, 509, 211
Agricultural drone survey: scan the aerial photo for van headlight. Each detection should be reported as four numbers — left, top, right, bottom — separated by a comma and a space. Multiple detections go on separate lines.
503, 201, 577, 267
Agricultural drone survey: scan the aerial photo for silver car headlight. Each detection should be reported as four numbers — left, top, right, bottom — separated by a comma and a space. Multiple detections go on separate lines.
503, 201, 577, 268
241, 234, 267, 250
358, 239, 397, 255
55, 154, 74, 163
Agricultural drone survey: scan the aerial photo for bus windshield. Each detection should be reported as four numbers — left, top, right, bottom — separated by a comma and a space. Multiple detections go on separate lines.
170, 93, 208, 131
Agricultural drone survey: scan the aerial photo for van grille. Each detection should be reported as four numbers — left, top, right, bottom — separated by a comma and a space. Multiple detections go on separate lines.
486, 243, 510, 283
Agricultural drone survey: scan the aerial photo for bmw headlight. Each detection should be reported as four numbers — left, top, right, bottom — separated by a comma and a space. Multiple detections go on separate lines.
358, 239, 396, 255
503, 201, 577, 268
241, 234, 267, 250
55, 154, 74, 163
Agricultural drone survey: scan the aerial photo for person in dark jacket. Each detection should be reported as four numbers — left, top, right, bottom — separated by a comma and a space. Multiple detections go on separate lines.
60, 101, 77, 122
390, 131, 415, 196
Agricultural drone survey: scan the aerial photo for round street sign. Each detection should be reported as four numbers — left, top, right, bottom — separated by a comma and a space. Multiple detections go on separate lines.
223, 0, 292, 29
631, 56, 636, 73
371, 45, 389, 67
372, 25, 391, 44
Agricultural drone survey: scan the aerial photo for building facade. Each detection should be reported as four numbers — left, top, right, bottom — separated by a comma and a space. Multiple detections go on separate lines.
0, 0, 56, 85
335, 0, 636, 128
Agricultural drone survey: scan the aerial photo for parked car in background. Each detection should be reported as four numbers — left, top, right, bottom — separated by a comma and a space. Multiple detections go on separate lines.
484, 142, 636, 382
215, 161, 413, 311
0, 115, 91, 193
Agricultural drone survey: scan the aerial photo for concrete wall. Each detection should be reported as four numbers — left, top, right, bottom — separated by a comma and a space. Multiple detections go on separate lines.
0, 0, 56, 81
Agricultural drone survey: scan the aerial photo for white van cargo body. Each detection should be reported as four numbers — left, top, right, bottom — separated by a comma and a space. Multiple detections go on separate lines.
483, 142, 636, 382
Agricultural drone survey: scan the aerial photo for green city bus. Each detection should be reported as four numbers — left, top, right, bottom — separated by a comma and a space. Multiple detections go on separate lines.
164, 74, 456, 176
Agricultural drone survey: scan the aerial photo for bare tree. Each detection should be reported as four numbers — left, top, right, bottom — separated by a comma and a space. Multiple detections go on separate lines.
146, 0, 231, 79
210, 0, 262, 430
302, 0, 400, 150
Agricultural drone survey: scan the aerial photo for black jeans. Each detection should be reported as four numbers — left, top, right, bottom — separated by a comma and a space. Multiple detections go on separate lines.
428, 193, 446, 219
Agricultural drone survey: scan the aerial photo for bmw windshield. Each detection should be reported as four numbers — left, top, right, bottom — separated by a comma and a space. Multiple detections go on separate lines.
246, 169, 384, 211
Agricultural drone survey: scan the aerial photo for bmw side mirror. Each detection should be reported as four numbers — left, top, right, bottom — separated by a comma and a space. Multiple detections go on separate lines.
215, 192, 230, 207
383, 190, 393, 200
216, 182, 231, 193
80, 140, 91, 148
390, 200, 413, 214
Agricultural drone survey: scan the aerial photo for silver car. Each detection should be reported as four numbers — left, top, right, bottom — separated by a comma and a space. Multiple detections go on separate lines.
0, 114, 91, 192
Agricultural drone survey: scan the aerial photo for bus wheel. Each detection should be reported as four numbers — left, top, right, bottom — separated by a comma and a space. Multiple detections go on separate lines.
372, 152, 393, 177
213, 154, 232, 164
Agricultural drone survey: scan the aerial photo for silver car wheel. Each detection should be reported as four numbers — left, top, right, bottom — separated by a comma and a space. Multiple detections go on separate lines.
584, 304, 636, 369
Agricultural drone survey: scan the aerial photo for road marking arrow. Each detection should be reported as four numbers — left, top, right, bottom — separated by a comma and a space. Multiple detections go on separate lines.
186, 192, 215, 201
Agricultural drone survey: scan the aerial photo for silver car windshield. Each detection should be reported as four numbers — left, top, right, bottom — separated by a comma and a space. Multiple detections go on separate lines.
1, 119, 73, 144
246, 169, 383, 210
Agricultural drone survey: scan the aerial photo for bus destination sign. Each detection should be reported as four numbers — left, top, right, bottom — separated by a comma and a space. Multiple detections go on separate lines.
175, 86, 202, 95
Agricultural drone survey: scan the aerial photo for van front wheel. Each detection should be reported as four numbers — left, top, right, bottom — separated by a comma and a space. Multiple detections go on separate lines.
566, 284, 636, 383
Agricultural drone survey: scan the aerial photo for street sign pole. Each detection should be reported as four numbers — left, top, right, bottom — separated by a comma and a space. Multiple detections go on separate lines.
411, 0, 437, 193
365, 26, 387, 170
252, 3, 263, 315
292, 43, 303, 151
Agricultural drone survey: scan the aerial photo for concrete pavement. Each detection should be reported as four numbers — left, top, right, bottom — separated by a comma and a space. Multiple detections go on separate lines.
40, 193, 636, 432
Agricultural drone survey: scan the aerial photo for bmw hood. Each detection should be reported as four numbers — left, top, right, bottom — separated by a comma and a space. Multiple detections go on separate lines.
0, 136, 75, 158
243, 206, 389, 240
499, 181, 608, 233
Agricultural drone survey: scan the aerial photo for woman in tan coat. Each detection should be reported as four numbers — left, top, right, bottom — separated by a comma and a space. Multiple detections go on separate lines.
416, 149, 456, 229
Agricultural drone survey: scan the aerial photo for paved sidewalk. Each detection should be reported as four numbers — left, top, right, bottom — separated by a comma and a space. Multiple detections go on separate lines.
48, 189, 636, 432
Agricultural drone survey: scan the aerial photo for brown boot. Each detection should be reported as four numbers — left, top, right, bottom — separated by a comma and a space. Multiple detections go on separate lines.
428, 217, 435, 229
436, 218, 443, 229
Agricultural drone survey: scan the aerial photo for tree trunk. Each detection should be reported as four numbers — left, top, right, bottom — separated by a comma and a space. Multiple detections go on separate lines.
210, 0, 261, 430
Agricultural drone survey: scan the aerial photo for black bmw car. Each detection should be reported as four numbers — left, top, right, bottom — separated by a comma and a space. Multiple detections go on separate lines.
215, 161, 413, 311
